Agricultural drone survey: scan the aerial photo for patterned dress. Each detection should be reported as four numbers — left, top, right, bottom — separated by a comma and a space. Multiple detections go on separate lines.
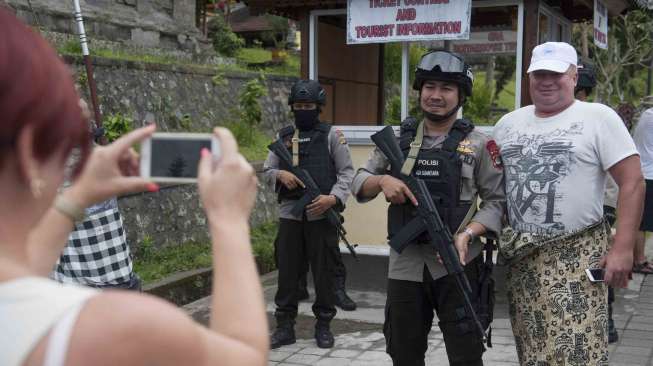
505, 223, 610, 366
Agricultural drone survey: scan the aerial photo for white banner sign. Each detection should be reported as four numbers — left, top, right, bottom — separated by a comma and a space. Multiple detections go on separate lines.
346, 0, 471, 45
594, 0, 608, 49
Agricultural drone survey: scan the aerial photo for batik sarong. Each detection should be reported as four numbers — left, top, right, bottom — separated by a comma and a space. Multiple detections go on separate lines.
506, 222, 610, 366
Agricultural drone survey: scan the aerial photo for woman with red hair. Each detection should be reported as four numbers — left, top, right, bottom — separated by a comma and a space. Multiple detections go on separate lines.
0, 9, 268, 366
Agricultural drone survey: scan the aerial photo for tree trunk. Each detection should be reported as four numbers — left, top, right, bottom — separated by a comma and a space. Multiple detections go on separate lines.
581, 22, 590, 59
486, 56, 496, 89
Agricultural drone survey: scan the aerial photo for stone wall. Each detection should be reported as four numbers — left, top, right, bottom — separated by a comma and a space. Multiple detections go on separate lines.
63, 56, 296, 249
118, 164, 278, 249
7, 0, 202, 50
65, 55, 297, 136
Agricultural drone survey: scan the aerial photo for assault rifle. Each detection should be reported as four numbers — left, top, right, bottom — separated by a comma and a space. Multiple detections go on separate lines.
268, 140, 358, 261
370, 126, 487, 343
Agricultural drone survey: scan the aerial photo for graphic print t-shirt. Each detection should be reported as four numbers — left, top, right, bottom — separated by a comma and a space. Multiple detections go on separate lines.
493, 101, 638, 235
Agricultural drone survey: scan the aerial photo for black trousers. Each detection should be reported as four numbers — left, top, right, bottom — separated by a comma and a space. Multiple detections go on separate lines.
384, 257, 485, 366
274, 218, 338, 324
298, 241, 348, 290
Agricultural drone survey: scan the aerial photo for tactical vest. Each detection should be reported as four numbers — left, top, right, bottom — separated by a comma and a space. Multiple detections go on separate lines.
387, 118, 474, 242
277, 122, 337, 201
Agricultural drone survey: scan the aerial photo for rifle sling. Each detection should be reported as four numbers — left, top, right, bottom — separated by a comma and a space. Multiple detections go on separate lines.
400, 120, 424, 176
454, 194, 479, 235
291, 129, 300, 166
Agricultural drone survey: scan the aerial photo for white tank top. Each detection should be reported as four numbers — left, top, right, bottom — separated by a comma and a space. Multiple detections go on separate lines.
0, 277, 97, 366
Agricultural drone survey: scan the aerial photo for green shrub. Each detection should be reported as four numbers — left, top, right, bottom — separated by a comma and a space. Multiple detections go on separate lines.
464, 81, 495, 125
103, 113, 133, 142
384, 94, 421, 125
209, 16, 244, 57
251, 222, 278, 273
237, 74, 268, 144
59, 39, 82, 54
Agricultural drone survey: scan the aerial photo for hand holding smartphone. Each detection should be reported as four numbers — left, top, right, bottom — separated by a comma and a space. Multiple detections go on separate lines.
586, 268, 605, 282
140, 133, 220, 183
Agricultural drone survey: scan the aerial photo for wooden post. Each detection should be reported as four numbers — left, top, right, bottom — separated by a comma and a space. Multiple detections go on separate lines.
520, 0, 540, 106
73, 0, 106, 144
377, 44, 385, 125
299, 10, 309, 80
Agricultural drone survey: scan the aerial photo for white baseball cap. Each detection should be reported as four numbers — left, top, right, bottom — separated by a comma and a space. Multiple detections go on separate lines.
527, 42, 577, 73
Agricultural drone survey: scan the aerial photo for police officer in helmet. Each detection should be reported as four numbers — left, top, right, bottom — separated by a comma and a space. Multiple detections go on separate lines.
352, 51, 505, 365
263, 79, 355, 349
575, 61, 597, 101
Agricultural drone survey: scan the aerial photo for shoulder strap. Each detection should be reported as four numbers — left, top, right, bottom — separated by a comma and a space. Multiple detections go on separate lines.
292, 129, 300, 166
442, 119, 474, 153
43, 302, 88, 366
400, 119, 425, 176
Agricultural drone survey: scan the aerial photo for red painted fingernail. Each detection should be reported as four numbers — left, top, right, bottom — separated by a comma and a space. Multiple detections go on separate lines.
201, 148, 210, 157
146, 183, 159, 192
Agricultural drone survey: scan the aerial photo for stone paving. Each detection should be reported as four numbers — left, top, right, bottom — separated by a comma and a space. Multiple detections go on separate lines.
263, 240, 653, 366
266, 274, 653, 366
183, 238, 653, 365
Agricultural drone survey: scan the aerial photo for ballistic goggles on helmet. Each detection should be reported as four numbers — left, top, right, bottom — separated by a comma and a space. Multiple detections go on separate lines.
413, 51, 473, 96
416, 51, 467, 74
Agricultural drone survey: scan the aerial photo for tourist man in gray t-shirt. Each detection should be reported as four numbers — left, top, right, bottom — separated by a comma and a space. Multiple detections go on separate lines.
493, 41, 644, 364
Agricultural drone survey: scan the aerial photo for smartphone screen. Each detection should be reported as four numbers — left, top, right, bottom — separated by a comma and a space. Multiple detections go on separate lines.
151, 138, 209, 178
586, 268, 605, 282
141, 133, 219, 183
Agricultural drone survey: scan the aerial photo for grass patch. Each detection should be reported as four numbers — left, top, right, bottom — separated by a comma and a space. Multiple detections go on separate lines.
227, 122, 272, 162
133, 239, 212, 284
251, 222, 278, 274
133, 222, 278, 285
58, 39, 210, 69
219, 47, 300, 77
237, 47, 273, 63
58, 41, 299, 77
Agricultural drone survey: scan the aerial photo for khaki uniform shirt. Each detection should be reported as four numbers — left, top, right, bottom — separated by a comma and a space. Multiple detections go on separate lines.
263, 126, 355, 221
352, 125, 506, 282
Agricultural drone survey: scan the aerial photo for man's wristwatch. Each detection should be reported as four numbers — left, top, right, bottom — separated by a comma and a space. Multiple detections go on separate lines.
462, 227, 475, 241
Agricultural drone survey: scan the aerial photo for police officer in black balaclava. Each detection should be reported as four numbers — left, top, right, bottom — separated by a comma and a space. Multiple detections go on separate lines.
263, 79, 355, 349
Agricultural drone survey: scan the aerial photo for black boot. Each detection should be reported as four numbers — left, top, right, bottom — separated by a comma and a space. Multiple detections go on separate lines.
334, 288, 357, 311
333, 275, 356, 311
315, 321, 334, 348
270, 325, 296, 349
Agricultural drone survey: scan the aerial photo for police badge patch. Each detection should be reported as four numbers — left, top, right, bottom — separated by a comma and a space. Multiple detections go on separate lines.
486, 140, 503, 170
335, 129, 347, 145
457, 139, 475, 154
457, 139, 476, 165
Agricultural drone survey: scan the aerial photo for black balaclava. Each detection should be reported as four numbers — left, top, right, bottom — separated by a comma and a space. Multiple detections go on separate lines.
294, 109, 320, 131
